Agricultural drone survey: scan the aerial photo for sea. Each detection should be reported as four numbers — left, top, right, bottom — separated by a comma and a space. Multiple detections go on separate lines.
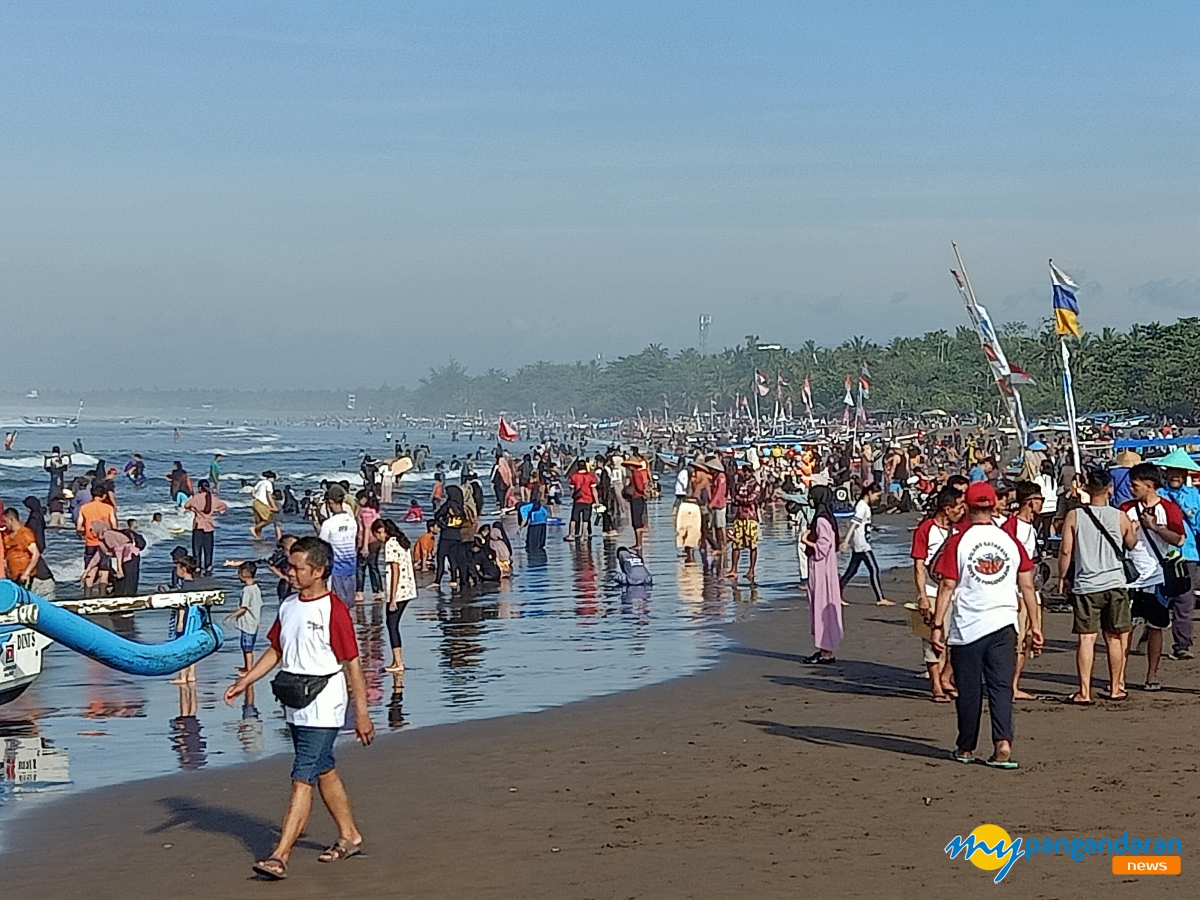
0, 410, 913, 839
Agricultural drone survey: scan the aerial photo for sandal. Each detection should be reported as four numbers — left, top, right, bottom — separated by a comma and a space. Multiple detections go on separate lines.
253, 857, 288, 880
318, 838, 363, 862
931, 694, 953, 704
951, 752, 976, 764
1106, 691, 1129, 702
1143, 682, 1162, 692
1065, 692, 1093, 706
984, 758, 1019, 770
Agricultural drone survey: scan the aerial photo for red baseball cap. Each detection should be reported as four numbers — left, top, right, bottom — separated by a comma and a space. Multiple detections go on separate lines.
964, 481, 998, 508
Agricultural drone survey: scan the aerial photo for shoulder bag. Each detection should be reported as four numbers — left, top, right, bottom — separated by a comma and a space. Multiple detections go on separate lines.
1136, 505, 1191, 597
1079, 505, 1139, 586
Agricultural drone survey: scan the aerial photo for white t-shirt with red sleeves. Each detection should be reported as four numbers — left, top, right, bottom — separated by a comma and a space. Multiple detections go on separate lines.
1120, 498, 1185, 590
934, 521, 1033, 646
1001, 515, 1038, 560
267, 591, 359, 728
911, 518, 952, 598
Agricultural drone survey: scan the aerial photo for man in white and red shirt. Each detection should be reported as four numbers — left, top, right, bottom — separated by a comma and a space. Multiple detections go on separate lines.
931, 482, 1042, 769
1121, 462, 1186, 691
226, 536, 374, 880
910, 487, 965, 701
1001, 480, 1046, 701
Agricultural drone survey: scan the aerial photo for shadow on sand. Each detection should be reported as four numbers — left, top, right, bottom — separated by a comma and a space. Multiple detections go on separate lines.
745, 720, 947, 759
149, 796, 324, 859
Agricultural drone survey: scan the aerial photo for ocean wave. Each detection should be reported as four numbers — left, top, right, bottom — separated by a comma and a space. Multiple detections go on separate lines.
200, 445, 304, 456
0, 453, 100, 470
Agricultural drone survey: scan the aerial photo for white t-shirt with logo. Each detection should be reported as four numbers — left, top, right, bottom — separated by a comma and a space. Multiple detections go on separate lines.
319, 510, 359, 578
849, 499, 873, 553
267, 592, 358, 728
934, 522, 1033, 646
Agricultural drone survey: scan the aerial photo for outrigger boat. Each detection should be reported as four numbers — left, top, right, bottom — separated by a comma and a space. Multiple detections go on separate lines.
0, 584, 223, 705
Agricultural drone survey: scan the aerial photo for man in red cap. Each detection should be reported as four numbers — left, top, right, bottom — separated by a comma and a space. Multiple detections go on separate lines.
931, 481, 1043, 769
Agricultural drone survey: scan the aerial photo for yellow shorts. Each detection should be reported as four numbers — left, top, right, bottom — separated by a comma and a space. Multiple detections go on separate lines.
252, 500, 273, 526
731, 518, 759, 551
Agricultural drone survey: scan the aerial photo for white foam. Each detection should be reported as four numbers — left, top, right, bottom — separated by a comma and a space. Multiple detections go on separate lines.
0, 453, 99, 470
200, 445, 303, 456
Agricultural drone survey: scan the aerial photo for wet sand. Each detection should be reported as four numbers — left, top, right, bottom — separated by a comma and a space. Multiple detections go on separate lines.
3, 568, 1199, 899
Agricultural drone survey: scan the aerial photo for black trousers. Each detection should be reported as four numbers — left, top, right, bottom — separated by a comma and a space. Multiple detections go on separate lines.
191, 530, 214, 572
356, 552, 383, 593
949, 626, 1016, 753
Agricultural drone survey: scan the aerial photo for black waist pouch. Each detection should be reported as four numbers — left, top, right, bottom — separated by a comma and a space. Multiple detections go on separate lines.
271, 670, 336, 709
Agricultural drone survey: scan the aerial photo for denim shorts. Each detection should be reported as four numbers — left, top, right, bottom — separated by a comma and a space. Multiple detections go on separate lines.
239, 630, 257, 653
289, 724, 338, 784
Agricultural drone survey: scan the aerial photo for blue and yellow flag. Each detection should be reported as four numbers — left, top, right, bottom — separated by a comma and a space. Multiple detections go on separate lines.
1050, 260, 1080, 338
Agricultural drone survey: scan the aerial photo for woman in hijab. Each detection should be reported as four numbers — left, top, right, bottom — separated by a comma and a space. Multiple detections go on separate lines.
489, 519, 513, 576
22, 496, 55, 591
800, 485, 843, 664
433, 484, 467, 587
183, 479, 228, 576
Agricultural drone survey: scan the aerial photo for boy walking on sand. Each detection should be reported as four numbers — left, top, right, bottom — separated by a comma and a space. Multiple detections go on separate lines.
226, 561, 264, 675
225, 536, 373, 880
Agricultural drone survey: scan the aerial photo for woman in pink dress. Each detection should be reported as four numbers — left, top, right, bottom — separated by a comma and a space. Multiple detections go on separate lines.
801, 485, 843, 664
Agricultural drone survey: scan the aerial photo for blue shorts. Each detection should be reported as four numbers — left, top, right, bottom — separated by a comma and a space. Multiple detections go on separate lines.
239, 631, 257, 653
288, 724, 338, 785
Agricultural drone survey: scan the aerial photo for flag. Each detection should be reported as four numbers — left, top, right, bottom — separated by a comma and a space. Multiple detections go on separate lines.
1008, 365, 1036, 386
801, 377, 813, 414
860, 360, 871, 380
859, 377, 870, 400
777, 372, 789, 387
842, 376, 854, 407
1050, 260, 1081, 338
498, 417, 518, 442
754, 369, 771, 397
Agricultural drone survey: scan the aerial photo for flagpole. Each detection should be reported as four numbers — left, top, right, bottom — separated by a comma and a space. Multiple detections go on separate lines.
952, 241, 1030, 449
1060, 339, 1083, 474
752, 374, 761, 434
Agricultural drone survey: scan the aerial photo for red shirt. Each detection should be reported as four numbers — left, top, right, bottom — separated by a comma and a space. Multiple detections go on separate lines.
569, 470, 597, 505
910, 517, 952, 564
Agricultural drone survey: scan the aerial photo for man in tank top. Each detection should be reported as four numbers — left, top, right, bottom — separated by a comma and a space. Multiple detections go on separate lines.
1057, 467, 1138, 703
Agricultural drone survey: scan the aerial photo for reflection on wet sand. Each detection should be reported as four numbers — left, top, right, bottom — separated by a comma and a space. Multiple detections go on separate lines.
0, 721, 71, 796
170, 684, 206, 770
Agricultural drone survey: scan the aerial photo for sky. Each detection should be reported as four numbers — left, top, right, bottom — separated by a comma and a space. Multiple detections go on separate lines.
2, 1, 1197, 390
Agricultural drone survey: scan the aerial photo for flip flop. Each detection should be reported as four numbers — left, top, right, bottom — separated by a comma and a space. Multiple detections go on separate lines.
253, 857, 288, 880
951, 752, 976, 764
318, 838, 363, 863
984, 758, 1019, 770
1065, 692, 1093, 706
1106, 692, 1129, 702
931, 695, 953, 704
1143, 682, 1163, 692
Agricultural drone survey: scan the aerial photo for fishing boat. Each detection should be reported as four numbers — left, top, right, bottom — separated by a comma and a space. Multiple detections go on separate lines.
0, 588, 224, 705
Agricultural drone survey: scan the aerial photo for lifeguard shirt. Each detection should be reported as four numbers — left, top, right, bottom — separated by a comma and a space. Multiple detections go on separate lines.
933, 521, 1032, 645
267, 591, 359, 728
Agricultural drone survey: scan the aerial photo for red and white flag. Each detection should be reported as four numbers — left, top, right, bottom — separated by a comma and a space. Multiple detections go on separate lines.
754, 370, 771, 397
801, 377, 813, 414
498, 417, 518, 442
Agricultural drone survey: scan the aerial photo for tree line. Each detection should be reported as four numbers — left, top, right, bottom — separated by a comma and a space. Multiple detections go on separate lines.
408, 317, 1200, 421
9, 317, 1196, 420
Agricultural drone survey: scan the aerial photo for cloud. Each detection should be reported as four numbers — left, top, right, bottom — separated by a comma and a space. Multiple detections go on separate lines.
1128, 279, 1200, 311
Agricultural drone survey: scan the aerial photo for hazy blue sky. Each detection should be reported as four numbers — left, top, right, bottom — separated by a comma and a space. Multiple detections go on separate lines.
2, 2, 1197, 389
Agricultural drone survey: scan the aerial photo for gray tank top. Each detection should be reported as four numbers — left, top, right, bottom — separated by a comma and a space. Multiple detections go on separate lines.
1073, 505, 1127, 593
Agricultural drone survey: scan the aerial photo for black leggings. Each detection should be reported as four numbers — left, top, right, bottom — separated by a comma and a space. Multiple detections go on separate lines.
192, 530, 214, 572
840, 550, 885, 602
385, 600, 412, 649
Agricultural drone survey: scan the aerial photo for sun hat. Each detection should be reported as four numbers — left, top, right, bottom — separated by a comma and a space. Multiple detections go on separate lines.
1156, 447, 1200, 472
1113, 449, 1142, 467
